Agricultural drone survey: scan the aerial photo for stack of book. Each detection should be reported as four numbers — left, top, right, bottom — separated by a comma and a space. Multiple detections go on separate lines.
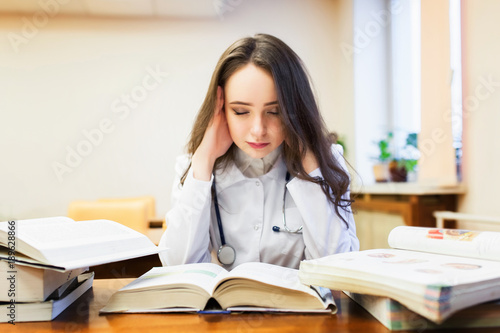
0, 217, 159, 323
299, 226, 500, 330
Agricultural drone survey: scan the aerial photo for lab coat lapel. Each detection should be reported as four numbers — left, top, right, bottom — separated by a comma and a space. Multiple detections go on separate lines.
263, 154, 288, 183
214, 162, 247, 192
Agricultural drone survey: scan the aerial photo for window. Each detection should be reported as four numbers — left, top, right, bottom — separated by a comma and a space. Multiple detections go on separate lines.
353, 0, 461, 184
353, 0, 421, 184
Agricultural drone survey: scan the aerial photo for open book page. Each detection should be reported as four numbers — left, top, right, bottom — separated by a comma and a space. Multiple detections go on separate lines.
301, 249, 500, 292
0, 217, 158, 270
388, 226, 500, 261
100, 263, 228, 313
0, 216, 74, 251
0, 217, 75, 265
214, 262, 334, 311
120, 263, 227, 296
218, 262, 318, 295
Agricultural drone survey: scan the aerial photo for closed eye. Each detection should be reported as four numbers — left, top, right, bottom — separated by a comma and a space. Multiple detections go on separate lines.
267, 108, 280, 115
232, 108, 249, 115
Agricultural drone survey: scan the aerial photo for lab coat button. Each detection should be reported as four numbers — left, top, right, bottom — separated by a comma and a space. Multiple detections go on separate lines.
255, 181, 260, 186
254, 224, 260, 231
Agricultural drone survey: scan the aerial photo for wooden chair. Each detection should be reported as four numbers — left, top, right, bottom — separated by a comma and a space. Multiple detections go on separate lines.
68, 196, 157, 232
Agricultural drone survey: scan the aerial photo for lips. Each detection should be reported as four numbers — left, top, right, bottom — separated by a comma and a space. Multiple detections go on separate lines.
247, 142, 270, 149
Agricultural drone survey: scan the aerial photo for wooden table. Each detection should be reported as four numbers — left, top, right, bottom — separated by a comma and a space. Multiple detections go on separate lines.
2, 279, 498, 333
352, 182, 466, 228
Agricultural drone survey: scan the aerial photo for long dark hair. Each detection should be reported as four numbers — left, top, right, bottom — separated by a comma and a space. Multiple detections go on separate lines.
184, 33, 353, 223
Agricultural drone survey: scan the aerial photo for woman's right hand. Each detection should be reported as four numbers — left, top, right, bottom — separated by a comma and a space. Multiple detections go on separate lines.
191, 86, 233, 181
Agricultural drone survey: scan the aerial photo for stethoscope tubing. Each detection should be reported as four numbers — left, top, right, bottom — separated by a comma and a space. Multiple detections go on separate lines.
212, 171, 302, 266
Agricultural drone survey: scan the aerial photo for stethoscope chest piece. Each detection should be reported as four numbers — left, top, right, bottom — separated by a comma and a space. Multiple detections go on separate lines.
217, 244, 236, 266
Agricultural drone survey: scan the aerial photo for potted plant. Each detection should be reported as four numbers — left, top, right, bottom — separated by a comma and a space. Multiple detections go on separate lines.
393, 132, 419, 182
372, 132, 393, 182
373, 132, 419, 183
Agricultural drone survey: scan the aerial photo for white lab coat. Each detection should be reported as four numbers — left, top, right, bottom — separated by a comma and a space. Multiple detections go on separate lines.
158, 144, 359, 270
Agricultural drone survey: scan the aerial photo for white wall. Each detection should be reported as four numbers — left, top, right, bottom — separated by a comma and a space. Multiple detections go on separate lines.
418, 0, 457, 186
0, 0, 354, 220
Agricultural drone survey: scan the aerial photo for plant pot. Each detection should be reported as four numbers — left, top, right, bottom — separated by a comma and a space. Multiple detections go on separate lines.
389, 160, 407, 182
373, 163, 390, 182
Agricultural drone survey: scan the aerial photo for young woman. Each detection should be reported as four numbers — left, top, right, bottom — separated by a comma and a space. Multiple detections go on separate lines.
159, 33, 359, 270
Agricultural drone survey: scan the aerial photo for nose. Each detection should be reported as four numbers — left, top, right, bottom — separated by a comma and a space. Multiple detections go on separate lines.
250, 115, 267, 138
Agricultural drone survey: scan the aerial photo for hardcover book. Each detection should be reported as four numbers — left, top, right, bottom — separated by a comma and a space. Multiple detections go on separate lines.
0, 217, 159, 271
1, 272, 94, 323
0, 260, 87, 302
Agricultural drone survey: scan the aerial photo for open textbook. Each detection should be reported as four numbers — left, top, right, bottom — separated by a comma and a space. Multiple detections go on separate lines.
0, 217, 159, 271
299, 226, 500, 324
100, 262, 335, 314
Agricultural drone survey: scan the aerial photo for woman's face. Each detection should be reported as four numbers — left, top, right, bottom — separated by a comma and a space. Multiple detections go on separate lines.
224, 63, 285, 159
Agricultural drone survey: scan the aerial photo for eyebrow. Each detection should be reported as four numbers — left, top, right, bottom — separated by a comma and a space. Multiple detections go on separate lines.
229, 101, 279, 106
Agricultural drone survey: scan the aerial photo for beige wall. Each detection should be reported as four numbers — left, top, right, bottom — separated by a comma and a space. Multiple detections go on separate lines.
418, 0, 457, 186
0, 0, 354, 220
458, 0, 500, 228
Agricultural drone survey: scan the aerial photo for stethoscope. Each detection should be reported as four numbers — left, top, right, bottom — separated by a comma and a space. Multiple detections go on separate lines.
212, 171, 303, 266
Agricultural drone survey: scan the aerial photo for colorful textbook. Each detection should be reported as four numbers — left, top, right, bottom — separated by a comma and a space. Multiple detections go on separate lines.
299, 226, 500, 325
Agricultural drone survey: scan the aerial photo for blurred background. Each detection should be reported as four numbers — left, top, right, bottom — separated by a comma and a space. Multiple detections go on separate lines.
1, 0, 499, 246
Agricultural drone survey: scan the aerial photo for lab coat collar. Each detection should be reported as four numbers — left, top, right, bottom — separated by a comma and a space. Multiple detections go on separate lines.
214, 150, 287, 192
234, 145, 282, 178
